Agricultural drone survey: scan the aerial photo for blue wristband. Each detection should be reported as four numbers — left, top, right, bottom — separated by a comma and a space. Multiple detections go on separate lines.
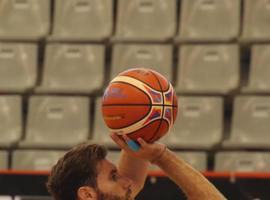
127, 139, 140, 152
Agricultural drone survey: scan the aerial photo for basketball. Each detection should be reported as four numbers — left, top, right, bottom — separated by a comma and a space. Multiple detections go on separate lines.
102, 68, 178, 143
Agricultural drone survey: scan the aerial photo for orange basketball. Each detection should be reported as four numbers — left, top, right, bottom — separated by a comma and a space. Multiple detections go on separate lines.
102, 68, 178, 143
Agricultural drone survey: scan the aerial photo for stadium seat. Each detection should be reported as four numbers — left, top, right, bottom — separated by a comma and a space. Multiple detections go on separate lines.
92, 98, 118, 148
37, 44, 104, 93
0, 196, 12, 200
0, 43, 37, 92
178, 0, 240, 41
107, 150, 121, 165
114, 0, 176, 41
223, 96, 270, 148
242, 0, 270, 41
20, 96, 90, 148
0, 151, 8, 169
51, 0, 112, 41
243, 45, 270, 92
0, 96, 22, 147
14, 196, 52, 200
215, 151, 270, 172
176, 44, 239, 94
12, 150, 65, 170
149, 151, 207, 171
111, 44, 173, 81
161, 96, 223, 149
0, 0, 50, 40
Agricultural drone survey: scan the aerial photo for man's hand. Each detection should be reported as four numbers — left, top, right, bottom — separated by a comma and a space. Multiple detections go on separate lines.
110, 133, 166, 162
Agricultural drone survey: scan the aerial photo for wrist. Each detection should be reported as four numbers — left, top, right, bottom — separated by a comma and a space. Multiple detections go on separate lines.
150, 144, 167, 164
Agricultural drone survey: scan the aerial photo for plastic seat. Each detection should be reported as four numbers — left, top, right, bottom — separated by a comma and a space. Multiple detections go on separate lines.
242, 0, 270, 41
178, 0, 240, 41
215, 151, 270, 172
20, 96, 90, 148
0, 196, 12, 200
37, 44, 104, 93
161, 96, 223, 149
223, 96, 270, 148
176, 44, 239, 94
111, 44, 173, 81
0, 96, 22, 147
51, 0, 112, 41
12, 150, 65, 170
149, 151, 207, 171
107, 150, 121, 165
92, 98, 118, 148
14, 196, 52, 200
0, 43, 37, 92
243, 45, 270, 92
0, 151, 8, 169
0, 0, 50, 40
114, 0, 176, 41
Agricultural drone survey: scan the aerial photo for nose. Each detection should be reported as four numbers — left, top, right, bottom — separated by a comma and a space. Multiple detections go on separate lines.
119, 176, 133, 189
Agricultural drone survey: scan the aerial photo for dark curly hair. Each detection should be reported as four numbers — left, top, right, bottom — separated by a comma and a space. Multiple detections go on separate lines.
46, 143, 107, 200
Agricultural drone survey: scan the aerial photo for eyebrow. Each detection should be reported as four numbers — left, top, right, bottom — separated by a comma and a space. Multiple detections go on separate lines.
109, 167, 117, 179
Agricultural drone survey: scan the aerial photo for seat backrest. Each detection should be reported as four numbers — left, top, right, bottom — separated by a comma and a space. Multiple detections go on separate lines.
115, 0, 176, 41
25, 96, 90, 145
52, 0, 112, 40
0, 0, 50, 40
0, 43, 37, 91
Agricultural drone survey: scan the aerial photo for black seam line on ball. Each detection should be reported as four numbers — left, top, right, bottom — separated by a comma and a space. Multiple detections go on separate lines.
102, 104, 177, 107
148, 70, 165, 143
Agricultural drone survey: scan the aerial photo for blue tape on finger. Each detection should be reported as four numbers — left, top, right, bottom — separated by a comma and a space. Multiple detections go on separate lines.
127, 140, 140, 152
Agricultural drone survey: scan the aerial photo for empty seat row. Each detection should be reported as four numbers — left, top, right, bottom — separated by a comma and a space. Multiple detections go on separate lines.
1, 149, 270, 172
0, 96, 90, 148
1, 0, 270, 41
0, 196, 51, 200
1, 95, 270, 149
0, 43, 242, 94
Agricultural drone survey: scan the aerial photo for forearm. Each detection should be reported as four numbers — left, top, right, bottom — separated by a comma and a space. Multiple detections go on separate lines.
154, 148, 226, 200
118, 150, 149, 194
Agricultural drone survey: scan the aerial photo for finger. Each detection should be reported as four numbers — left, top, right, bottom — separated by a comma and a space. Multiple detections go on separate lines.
137, 137, 147, 148
110, 133, 132, 152
122, 135, 140, 152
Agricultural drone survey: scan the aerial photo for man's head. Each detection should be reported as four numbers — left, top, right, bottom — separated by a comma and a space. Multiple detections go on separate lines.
47, 143, 133, 200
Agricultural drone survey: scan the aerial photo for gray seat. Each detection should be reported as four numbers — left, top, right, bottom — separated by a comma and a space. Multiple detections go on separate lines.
114, 0, 176, 41
111, 44, 173, 81
37, 44, 104, 93
0, 196, 12, 200
0, 96, 22, 147
0, 43, 37, 92
51, 0, 112, 41
14, 196, 52, 200
223, 96, 270, 148
107, 150, 121, 165
176, 44, 239, 94
0, 151, 8, 169
12, 150, 66, 170
161, 96, 223, 149
20, 96, 90, 148
215, 151, 270, 172
150, 151, 207, 171
0, 0, 50, 40
243, 45, 270, 92
92, 98, 118, 148
178, 0, 240, 42
242, 0, 270, 41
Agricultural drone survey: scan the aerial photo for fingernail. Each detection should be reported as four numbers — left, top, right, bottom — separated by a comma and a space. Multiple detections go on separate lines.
127, 139, 140, 152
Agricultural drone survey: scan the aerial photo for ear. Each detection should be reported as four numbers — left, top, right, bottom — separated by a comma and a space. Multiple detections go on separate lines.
77, 186, 97, 200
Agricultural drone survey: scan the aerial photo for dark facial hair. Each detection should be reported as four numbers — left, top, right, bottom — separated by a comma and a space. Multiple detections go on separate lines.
96, 187, 132, 200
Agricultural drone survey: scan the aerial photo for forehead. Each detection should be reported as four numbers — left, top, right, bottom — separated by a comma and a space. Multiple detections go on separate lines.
97, 159, 115, 177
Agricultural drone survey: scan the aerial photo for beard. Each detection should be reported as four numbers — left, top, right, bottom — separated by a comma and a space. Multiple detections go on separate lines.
97, 187, 132, 200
